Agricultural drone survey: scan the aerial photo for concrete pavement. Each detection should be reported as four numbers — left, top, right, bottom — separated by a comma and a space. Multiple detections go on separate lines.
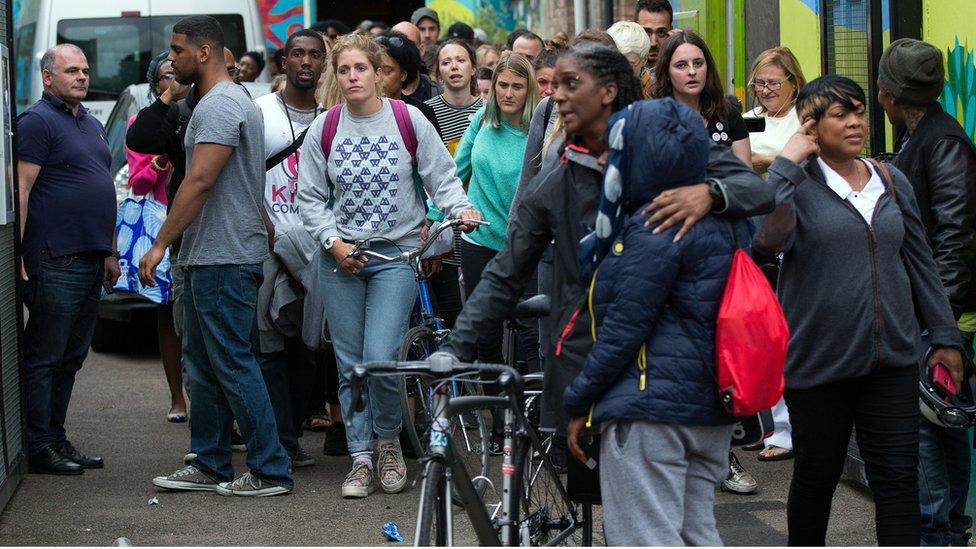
0, 349, 875, 546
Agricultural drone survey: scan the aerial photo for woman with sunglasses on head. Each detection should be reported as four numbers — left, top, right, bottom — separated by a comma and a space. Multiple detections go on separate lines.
374, 31, 442, 135
745, 47, 807, 175
652, 30, 752, 168
442, 43, 773, 454
756, 75, 962, 546
453, 52, 538, 452
297, 33, 482, 500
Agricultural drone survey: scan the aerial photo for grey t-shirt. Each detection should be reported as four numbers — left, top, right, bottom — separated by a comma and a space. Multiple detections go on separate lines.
179, 81, 268, 266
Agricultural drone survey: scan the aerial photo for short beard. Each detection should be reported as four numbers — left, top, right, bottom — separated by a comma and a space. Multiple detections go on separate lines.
289, 77, 316, 91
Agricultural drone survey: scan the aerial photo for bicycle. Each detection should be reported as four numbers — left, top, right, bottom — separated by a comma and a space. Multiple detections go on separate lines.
346, 218, 492, 490
350, 349, 585, 546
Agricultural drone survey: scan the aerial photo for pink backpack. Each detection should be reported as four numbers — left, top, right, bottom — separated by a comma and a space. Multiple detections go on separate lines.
320, 99, 424, 208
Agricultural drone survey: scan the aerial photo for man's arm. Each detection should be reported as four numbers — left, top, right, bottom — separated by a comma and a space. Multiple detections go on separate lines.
924, 138, 976, 317
17, 160, 40, 280
138, 143, 233, 284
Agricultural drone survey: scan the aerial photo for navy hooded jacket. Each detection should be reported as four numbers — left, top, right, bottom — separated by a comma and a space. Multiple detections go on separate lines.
564, 99, 752, 426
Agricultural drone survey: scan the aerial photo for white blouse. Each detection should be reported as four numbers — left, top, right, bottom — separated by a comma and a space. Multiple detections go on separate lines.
745, 106, 802, 157
818, 158, 886, 224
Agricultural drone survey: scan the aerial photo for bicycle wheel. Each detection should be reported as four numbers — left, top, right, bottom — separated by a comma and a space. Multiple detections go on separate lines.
450, 380, 491, 504
398, 325, 439, 459
415, 460, 449, 546
517, 429, 588, 546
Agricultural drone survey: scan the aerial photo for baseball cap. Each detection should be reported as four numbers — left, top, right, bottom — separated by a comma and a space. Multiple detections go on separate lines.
446, 22, 474, 41
411, 7, 440, 27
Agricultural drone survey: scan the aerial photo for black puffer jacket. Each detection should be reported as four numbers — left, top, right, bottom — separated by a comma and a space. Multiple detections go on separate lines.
443, 141, 774, 433
893, 104, 976, 317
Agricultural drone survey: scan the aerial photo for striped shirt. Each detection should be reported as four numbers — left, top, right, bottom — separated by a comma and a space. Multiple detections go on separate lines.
425, 95, 483, 155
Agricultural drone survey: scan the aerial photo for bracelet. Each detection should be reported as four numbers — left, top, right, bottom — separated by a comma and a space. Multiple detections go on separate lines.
151, 157, 171, 172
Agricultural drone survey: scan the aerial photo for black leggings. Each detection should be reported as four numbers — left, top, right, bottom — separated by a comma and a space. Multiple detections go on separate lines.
459, 239, 504, 364
785, 364, 920, 546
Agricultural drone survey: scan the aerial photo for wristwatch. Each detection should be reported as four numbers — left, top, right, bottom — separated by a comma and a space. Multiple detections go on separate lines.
324, 236, 340, 250
707, 178, 727, 213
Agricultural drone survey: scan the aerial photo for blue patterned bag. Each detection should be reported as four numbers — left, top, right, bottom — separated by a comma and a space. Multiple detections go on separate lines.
114, 197, 172, 304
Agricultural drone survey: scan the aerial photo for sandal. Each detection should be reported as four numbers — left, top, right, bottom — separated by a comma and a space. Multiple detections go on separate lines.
757, 445, 794, 461
307, 414, 331, 432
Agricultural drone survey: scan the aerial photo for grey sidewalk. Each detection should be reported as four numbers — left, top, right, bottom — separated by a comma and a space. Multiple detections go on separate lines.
0, 350, 874, 546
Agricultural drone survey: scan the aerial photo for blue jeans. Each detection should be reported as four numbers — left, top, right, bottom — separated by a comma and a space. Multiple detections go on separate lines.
318, 245, 417, 453
182, 264, 292, 488
919, 331, 974, 546
22, 253, 103, 454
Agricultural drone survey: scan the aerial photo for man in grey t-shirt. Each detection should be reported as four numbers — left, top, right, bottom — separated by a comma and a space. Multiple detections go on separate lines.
140, 15, 292, 497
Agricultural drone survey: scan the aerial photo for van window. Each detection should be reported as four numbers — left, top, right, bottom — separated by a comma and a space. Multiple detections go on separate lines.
104, 89, 135, 178
55, 14, 246, 102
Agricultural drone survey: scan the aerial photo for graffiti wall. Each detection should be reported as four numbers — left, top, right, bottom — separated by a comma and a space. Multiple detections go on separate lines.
258, 0, 309, 50
925, 1, 976, 144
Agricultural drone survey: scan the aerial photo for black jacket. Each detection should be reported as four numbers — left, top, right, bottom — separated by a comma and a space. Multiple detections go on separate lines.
442, 141, 775, 432
125, 90, 199, 208
893, 104, 976, 317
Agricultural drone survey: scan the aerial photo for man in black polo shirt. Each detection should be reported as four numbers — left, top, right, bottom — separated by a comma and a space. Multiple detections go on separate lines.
17, 44, 120, 475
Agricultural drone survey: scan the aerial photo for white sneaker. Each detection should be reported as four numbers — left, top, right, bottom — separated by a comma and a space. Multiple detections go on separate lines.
378, 441, 407, 494
341, 461, 375, 498
216, 471, 291, 497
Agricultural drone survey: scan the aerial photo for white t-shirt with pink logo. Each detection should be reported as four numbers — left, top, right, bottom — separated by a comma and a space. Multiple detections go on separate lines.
255, 92, 319, 228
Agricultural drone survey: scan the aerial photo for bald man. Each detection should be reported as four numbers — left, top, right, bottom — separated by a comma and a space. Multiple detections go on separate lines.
392, 21, 422, 49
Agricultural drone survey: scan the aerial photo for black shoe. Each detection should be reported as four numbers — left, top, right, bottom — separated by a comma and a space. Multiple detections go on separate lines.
323, 423, 348, 456
231, 429, 246, 452
29, 446, 83, 475
488, 432, 504, 456
58, 441, 104, 469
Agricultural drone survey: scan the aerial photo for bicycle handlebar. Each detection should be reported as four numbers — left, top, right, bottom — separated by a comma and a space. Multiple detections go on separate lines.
349, 352, 523, 414
344, 219, 491, 266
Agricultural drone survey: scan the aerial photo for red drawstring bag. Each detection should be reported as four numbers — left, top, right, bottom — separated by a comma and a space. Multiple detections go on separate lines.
715, 248, 789, 416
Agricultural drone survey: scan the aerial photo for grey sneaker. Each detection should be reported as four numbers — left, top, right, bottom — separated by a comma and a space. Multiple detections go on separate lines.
152, 465, 221, 491
292, 447, 315, 468
378, 441, 407, 494
216, 471, 291, 497
341, 461, 375, 499
722, 452, 757, 494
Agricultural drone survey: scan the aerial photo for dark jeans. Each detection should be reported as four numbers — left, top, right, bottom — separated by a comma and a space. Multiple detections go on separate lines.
259, 335, 314, 456
428, 262, 462, 329
459, 239, 504, 364
785, 365, 920, 546
22, 253, 103, 454
182, 264, 292, 488
919, 330, 974, 546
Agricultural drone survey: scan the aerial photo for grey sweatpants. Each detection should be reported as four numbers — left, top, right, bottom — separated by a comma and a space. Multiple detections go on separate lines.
600, 420, 734, 546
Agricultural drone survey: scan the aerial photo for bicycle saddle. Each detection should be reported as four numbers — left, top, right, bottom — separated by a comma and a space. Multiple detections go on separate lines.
512, 295, 551, 319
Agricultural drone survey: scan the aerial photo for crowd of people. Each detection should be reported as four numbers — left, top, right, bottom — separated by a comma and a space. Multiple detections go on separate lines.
15, 0, 976, 545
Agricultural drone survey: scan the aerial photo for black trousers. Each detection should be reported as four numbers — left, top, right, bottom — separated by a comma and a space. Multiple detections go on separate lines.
785, 364, 920, 546
459, 239, 504, 364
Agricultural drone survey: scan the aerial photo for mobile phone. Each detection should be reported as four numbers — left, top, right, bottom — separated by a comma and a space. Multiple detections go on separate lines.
102, 280, 116, 295
744, 117, 766, 133
932, 362, 958, 397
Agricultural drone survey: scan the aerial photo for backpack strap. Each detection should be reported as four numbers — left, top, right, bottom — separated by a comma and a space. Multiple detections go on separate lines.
389, 98, 418, 165
320, 104, 344, 208
866, 157, 896, 202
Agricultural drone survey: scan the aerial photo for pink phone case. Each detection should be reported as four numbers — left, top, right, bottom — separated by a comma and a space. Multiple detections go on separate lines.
932, 363, 958, 396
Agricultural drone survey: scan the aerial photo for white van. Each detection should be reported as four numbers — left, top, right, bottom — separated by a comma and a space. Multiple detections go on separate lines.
15, 0, 266, 122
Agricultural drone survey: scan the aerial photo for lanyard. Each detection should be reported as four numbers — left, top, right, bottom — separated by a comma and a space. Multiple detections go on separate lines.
278, 91, 320, 151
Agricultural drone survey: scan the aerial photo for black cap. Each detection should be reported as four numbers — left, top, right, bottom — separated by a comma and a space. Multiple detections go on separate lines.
446, 22, 474, 41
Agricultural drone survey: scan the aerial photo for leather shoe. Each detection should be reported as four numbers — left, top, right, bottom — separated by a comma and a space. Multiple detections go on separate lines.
59, 441, 104, 469
29, 446, 83, 475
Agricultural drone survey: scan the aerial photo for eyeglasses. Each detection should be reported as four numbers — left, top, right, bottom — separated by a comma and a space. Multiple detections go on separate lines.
375, 36, 406, 49
159, 73, 176, 81
749, 78, 789, 91
227, 66, 240, 77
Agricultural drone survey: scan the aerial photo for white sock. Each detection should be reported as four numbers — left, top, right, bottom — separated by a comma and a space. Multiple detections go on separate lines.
352, 451, 373, 469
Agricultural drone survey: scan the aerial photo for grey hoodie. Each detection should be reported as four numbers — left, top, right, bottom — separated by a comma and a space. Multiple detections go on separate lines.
756, 156, 959, 390
297, 99, 471, 250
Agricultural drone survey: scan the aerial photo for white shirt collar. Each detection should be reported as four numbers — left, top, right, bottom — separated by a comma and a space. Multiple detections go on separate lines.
817, 158, 886, 223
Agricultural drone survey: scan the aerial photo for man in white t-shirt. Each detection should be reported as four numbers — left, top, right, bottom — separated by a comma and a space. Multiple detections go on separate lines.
254, 29, 326, 468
